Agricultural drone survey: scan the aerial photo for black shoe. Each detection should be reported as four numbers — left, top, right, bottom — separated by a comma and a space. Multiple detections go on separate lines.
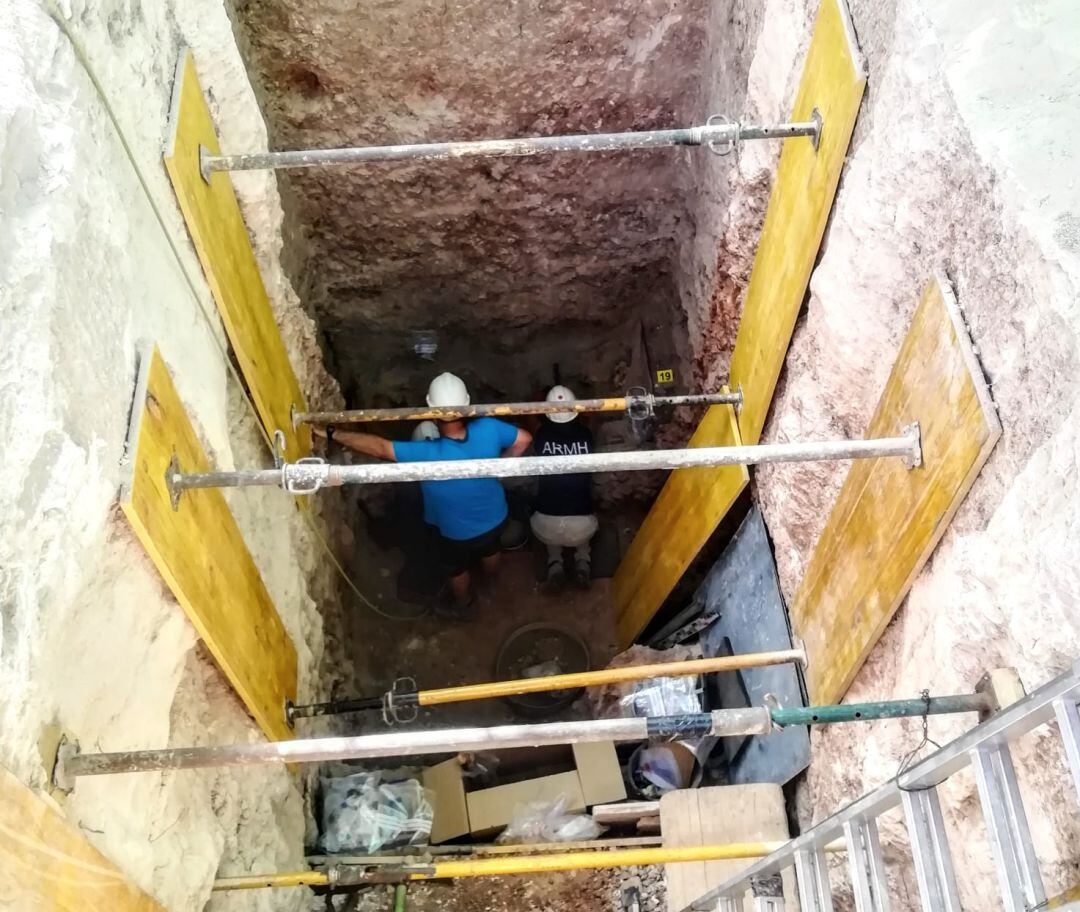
434, 595, 476, 621
571, 562, 591, 589
542, 561, 567, 594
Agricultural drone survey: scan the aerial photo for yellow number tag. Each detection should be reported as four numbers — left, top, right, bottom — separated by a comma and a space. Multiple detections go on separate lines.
656, 368, 674, 384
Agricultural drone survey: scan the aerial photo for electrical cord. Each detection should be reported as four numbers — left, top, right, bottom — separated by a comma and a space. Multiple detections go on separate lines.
41, 2, 420, 622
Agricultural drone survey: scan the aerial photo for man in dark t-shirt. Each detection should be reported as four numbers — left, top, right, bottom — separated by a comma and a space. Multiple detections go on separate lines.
530, 385, 599, 590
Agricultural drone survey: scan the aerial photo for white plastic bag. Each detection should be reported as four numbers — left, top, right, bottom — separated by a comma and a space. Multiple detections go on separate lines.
321, 771, 433, 854
496, 795, 604, 844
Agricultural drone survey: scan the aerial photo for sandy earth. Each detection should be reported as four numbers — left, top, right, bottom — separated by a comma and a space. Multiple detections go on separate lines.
685, 0, 1080, 907
0, 1, 348, 909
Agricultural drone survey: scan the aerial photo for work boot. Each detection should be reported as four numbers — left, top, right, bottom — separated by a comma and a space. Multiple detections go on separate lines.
571, 560, 591, 590
434, 593, 476, 621
542, 560, 566, 594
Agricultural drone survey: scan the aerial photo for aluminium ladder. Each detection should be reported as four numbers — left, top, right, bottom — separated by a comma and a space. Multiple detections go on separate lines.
680, 660, 1080, 912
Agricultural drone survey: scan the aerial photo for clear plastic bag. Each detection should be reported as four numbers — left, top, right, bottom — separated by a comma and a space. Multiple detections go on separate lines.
619, 675, 702, 717
321, 771, 433, 854
496, 795, 605, 844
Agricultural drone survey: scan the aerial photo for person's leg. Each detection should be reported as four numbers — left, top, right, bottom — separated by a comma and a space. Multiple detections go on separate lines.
570, 542, 591, 588
531, 513, 567, 591
569, 516, 599, 588
435, 534, 474, 618
449, 569, 471, 605
543, 541, 566, 592
481, 552, 500, 575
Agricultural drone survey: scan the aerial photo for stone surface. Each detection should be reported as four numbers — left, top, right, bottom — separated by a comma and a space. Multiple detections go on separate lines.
0, 2, 348, 909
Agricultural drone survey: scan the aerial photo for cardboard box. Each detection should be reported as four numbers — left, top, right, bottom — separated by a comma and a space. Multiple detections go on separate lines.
573, 741, 627, 805
422, 757, 470, 844
466, 771, 586, 836
424, 741, 625, 842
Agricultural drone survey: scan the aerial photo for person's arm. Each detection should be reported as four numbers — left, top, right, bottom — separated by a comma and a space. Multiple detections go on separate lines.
312, 426, 396, 462
503, 427, 532, 457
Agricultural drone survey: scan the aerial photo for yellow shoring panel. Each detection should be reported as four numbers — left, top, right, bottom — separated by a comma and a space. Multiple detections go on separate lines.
163, 49, 310, 462
728, 0, 867, 446
0, 763, 166, 911
791, 275, 1000, 704
612, 0, 865, 644
613, 402, 748, 648
120, 345, 297, 741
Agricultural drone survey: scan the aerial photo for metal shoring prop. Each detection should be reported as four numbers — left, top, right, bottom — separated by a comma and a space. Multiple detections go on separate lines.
212, 840, 847, 890
165, 423, 923, 503
54, 689, 990, 787
286, 646, 809, 724
293, 389, 743, 427
200, 112, 822, 178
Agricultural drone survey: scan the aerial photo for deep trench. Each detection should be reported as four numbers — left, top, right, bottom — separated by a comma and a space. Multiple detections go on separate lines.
223, 2, 765, 908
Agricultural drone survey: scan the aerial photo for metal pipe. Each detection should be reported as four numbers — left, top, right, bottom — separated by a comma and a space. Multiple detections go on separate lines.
169, 425, 922, 496
287, 648, 807, 721
202, 117, 821, 174
770, 693, 991, 727
295, 391, 742, 427
56, 710, 772, 783
56, 687, 987, 784
212, 841, 847, 890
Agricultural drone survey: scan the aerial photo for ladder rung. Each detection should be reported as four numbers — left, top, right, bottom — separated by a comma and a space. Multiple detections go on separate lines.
1054, 697, 1080, 803
901, 786, 962, 912
844, 817, 891, 912
794, 846, 834, 912
971, 743, 1046, 911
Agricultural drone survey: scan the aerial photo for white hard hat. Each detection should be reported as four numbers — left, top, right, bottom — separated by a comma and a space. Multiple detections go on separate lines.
546, 385, 577, 423
426, 372, 470, 408
412, 420, 440, 441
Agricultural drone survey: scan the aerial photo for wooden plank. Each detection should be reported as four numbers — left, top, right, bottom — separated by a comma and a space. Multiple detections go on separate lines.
660, 788, 707, 910
662, 785, 792, 911
612, 402, 748, 647
0, 764, 166, 911
728, 0, 867, 445
591, 800, 661, 825
791, 275, 1001, 704
120, 345, 297, 740
163, 49, 310, 462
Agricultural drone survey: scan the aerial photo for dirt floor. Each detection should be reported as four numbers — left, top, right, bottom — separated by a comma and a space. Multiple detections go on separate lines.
288, 516, 670, 912
338, 540, 618, 732
340, 866, 665, 912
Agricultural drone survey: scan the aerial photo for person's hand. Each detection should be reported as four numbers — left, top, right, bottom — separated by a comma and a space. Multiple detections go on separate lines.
311, 425, 328, 439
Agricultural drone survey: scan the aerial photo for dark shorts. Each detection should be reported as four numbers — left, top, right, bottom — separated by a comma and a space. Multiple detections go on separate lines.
438, 518, 508, 576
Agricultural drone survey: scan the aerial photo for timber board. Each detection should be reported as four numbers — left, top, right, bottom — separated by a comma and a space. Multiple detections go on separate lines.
792, 275, 1001, 704
120, 345, 297, 741
661, 786, 793, 912
163, 49, 310, 462
0, 764, 166, 911
613, 402, 748, 648
612, 0, 865, 644
728, 0, 866, 445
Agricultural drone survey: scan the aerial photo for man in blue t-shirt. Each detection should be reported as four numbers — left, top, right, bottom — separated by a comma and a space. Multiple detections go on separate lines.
315, 373, 531, 617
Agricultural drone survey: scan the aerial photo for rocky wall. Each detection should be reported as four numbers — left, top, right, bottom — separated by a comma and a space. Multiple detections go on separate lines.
692, 0, 1080, 906
231, 0, 714, 407
0, 2, 347, 909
